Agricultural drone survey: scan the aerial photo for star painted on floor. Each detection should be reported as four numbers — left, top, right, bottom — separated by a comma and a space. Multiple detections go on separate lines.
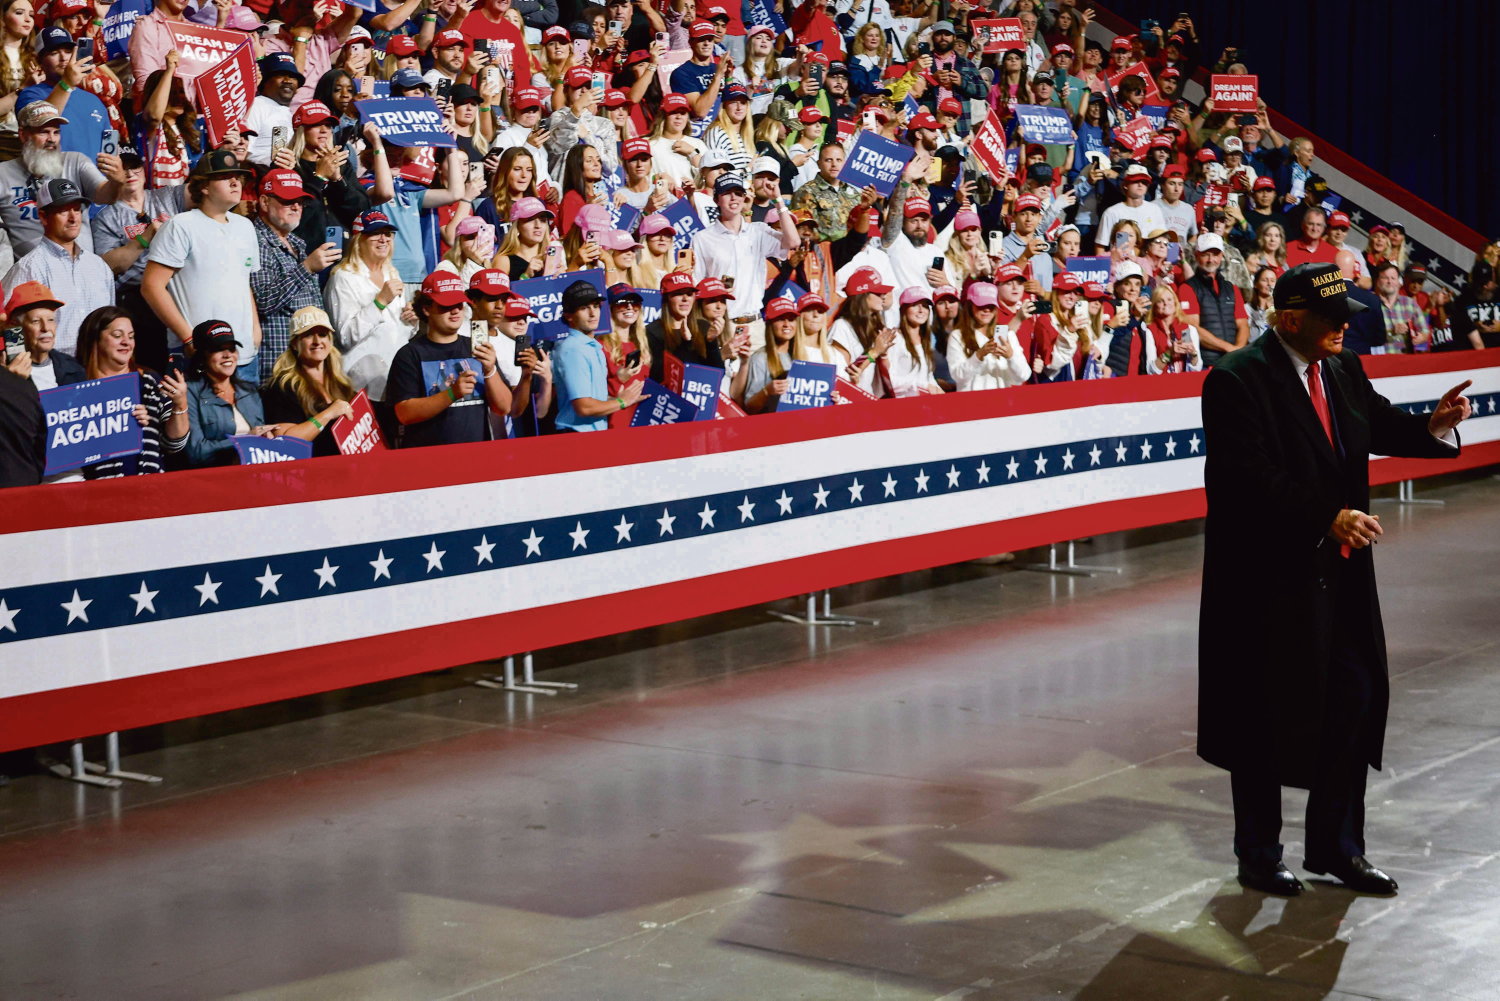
474, 535, 495, 564
978, 749, 1229, 815
129, 581, 158, 615
255, 564, 282, 597
61, 588, 92, 625
569, 522, 590, 550
709, 813, 933, 869
903, 824, 1253, 970
522, 529, 544, 556
370, 549, 394, 579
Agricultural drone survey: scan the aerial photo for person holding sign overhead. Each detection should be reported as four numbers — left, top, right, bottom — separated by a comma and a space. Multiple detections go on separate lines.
385, 271, 512, 448
552, 279, 646, 432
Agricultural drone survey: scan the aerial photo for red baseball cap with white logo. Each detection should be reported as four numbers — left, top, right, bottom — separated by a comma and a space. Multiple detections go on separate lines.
603, 89, 629, 108
765, 297, 799, 321
994, 263, 1026, 284
938, 97, 962, 115
543, 25, 570, 44
1082, 281, 1110, 300
907, 112, 940, 132
696, 277, 731, 301
1327, 210, 1351, 229
260, 168, 311, 201
433, 28, 468, 49
468, 269, 513, 298
844, 266, 893, 297
1052, 272, 1083, 293
386, 35, 418, 57
621, 137, 651, 161
689, 19, 716, 39
292, 100, 338, 128
903, 198, 932, 218
662, 93, 691, 114
1015, 194, 1043, 213
513, 88, 546, 110
421, 271, 469, 307
797, 292, 829, 313
564, 66, 594, 88
661, 272, 696, 296
1252, 175, 1276, 191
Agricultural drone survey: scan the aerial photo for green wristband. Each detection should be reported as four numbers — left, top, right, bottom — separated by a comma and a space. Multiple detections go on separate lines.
446, 386, 456, 402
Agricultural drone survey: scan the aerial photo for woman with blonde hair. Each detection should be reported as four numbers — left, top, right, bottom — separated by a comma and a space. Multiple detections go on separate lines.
474, 145, 539, 238
829, 269, 898, 397
601, 283, 652, 428
794, 292, 838, 363
703, 85, 755, 173
848, 23, 889, 96
1026, 273, 1090, 383
741, 297, 802, 413
325, 210, 415, 399
647, 93, 705, 190
942, 208, 994, 287
689, 276, 750, 398
436, 215, 493, 284
946, 282, 1031, 391
1245, 220, 1289, 276
1138, 283, 1203, 374
634, 214, 681, 289
1106, 219, 1152, 282
536, 24, 578, 108
1078, 281, 1114, 378
0, 0, 39, 139
598, 229, 652, 289
493, 196, 554, 279
645, 271, 711, 382
261, 307, 358, 456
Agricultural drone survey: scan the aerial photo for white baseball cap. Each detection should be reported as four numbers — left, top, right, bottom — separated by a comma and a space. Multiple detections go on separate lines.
751, 155, 781, 177
1196, 232, 1225, 253
1113, 261, 1145, 282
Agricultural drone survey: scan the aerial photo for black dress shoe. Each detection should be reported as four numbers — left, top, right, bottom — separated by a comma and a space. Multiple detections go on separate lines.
1304, 855, 1398, 895
1237, 860, 1304, 896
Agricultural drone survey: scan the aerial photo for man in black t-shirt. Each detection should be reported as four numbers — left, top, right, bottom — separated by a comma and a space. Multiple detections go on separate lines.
385, 271, 512, 448
1440, 263, 1500, 351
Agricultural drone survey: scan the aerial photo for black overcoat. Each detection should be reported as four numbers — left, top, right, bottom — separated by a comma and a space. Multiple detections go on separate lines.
1197, 336, 1457, 789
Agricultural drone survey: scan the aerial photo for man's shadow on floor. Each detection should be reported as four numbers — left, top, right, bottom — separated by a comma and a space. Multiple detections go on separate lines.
1071, 885, 1357, 1000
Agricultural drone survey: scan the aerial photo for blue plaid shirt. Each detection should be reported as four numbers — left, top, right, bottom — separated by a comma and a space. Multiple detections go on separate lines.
249, 217, 323, 363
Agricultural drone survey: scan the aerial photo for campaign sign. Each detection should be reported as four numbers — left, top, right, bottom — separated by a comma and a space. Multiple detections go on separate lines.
1113, 116, 1154, 157
774, 360, 836, 412
1138, 104, 1168, 131
167, 22, 245, 82
1106, 61, 1160, 101
747, 0, 788, 34
1210, 74, 1258, 113
837, 131, 914, 198
903, 93, 920, 119
510, 268, 610, 340
637, 288, 663, 327
331, 391, 386, 455
1199, 183, 1231, 208
970, 17, 1024, 53
103, 0, 150, 61
610, 199, 641, 236
658, 197, 704, 256
969, 114, 1010, 182
196, 40, 255, 147
39, 373, 142, 475
1014, 104, 1075, 145
834, 377, 877, 404
678, 362, 721, 421
629, 379, 698, 426
356, 97, 458, 148
231, 435, 313, 464
1066, 256, 1112, 286
834, 118, 856, 141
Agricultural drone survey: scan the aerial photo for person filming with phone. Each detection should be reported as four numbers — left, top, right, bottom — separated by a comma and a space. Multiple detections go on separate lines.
20, 26, 108, 157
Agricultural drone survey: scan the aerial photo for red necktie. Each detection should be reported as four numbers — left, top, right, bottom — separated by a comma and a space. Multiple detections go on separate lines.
1308, 362, 1350, 558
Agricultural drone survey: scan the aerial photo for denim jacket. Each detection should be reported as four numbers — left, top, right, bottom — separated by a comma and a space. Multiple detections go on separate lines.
185, 378, 265, 467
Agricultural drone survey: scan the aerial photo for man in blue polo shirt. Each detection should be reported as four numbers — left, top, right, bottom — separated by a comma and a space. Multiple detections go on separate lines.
552, 280, 645, 432
19, 27, 108, 157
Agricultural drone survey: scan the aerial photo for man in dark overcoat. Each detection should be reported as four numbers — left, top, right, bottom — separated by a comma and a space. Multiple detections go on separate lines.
1198, 262, 1473, 896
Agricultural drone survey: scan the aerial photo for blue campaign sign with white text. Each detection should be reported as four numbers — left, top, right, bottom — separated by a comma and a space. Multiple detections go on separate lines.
837, 131, 915, 197
746, 0, 788, 34
775, 360, 837, 411
231, 435, 313, 465
1014, 105, 1076, 145
659, 197, 705, 255
40, 373, 142, 475
355, 97, 457, 148
103, 0, 151, 61
1139, 105, 1168, 131
678, 362, 721, 421
638, 289, 663, 327
629, 379, 699, 426
1066, 256, 1112, 286
511, 269, 610, 341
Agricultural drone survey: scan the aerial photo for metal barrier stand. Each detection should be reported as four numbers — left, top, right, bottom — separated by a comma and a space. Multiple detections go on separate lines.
1022, 540, 1122, 578
475, 653, 579, 695
769, 590, 880, 627
46, 732, 161, 788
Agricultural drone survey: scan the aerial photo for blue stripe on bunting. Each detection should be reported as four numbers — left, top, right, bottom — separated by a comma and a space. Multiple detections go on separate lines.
3, 393, 1494, 645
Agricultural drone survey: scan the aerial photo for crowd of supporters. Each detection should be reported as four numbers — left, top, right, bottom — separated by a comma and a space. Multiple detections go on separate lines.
1, 0, 1496, 487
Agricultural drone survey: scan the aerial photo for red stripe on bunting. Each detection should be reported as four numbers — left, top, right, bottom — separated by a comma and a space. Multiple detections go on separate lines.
0, 487, 1206, 751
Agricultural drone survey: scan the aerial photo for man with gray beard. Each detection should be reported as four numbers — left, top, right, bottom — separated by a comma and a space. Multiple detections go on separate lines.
0, 101, 126, 261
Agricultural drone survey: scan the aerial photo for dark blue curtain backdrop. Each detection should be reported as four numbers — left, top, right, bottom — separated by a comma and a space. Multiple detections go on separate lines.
1097, 1, 1500, 245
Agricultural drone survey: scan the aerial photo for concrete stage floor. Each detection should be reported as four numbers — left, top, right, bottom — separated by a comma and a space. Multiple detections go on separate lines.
1, 473, 1496, 1001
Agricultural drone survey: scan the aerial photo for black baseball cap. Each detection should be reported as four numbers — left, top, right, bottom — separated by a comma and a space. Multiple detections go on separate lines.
191, 319, 241, 354
561, 280, 604, 312
192, 147, 253, 179
1273, 263, 1368, 322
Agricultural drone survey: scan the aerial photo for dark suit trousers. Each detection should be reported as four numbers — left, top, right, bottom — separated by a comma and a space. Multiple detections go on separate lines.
1232, 560, 1376, 865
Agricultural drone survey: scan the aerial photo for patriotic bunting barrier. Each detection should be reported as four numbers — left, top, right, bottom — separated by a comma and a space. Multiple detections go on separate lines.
0, 351, 1497, 752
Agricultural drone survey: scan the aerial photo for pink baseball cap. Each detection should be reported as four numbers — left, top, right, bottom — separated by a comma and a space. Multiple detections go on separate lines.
964, 282, 1000, 307
933, 286, 960, 302
575, 203, 613, 233
640, 213, 675, 237
455, 215, 485, 236
510, 196, 554, 222
899, 287, 933, 307
598, 229, 643, 251
954, 208, 980, 231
